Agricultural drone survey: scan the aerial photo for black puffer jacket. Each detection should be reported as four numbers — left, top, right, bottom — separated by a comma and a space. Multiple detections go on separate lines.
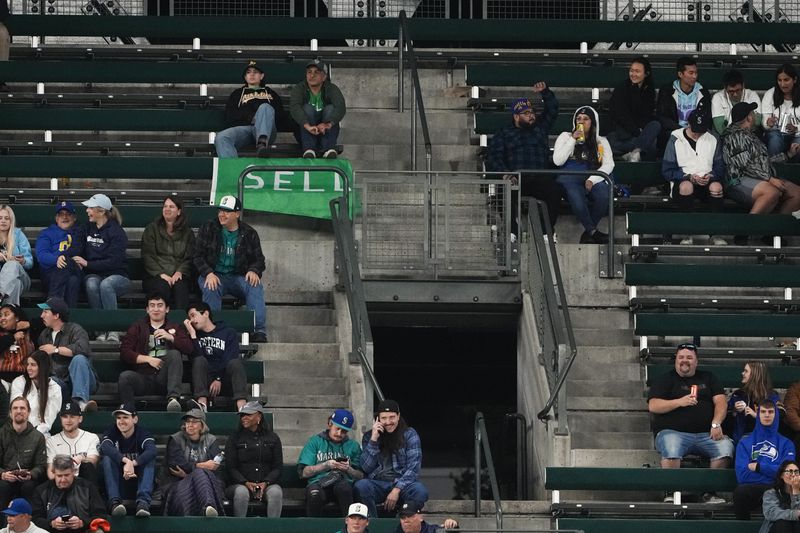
224, 417, 282, 485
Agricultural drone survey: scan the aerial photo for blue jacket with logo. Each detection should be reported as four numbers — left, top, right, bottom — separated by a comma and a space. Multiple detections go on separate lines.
735, 406, 795, 484
36, 223, 75, 271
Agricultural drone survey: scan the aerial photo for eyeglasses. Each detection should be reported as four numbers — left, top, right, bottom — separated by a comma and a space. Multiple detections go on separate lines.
677, 343, 697, 352
783, 469, 800, 475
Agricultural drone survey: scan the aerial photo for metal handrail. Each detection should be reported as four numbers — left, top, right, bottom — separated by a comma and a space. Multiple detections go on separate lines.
233, 164, 384, 403
399, 10, 433, 173
474, 412, 503, 531
503, 413, 529, 499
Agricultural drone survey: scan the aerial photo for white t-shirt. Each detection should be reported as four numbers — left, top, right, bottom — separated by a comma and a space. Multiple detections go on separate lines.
762, 87, 800, 122
46, 429, 100, 471
711, 88, 761, 122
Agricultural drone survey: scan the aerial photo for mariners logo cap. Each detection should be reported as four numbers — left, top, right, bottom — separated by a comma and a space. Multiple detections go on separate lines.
347, 503, 368, 518
330, 408, 354, 431
218, 195, 242, 212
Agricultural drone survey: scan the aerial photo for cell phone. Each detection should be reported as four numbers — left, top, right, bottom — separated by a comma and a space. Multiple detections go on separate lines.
60, 515, 72, 523
335, 456, 348, 462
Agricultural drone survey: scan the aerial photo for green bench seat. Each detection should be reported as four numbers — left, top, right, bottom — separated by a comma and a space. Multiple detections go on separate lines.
91, 358, 263, 384
646, 364, 800, 388
106, 516, 397, 533
474, 110, 574, 135
2, 107, 227, 132
635, 312, 800, 338
0, 156, 213, 179
76, 410, 272, 436
466, 64, 776, 90
558, 519, 758, 533
625, 263, 800, 288
17, 204, 218, 229
627, 212, 800, 236
0, 61, 305, 85
546, 466, 736, 492
20, 308, 255, 332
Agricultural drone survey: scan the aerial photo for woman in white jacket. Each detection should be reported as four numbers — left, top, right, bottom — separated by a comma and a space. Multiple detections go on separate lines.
552, 106, 615, 244
10, 349, 61, 436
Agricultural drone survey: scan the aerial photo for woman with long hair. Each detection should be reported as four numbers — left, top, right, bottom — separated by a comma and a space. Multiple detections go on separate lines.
760, 460, 800, 533
9, 349, 62, 436
762, 63, 800, 160
141, 196, 195, 310
162, 408, 225, 517
0, 205, 33, 306
607, 56, 661, 162
69, 194, 129, 343
727, 361, 782, 445
552, 106, 615, 244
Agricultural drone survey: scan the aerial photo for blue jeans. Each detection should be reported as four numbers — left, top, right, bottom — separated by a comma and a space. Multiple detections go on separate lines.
198, 274, 266, 335
353, 479, 429, 519
0, 261, 31, 306
52, 354, 97, 403
41, 264, 82, 308
606, 120, 661, 158
215, 104, 277, 158
101, 454, 155, 505
766, 128, 800, 160
556, 167, 610, 233
296, 103, 340, 152
84, 274, 130, 310
655, 429, 734, 461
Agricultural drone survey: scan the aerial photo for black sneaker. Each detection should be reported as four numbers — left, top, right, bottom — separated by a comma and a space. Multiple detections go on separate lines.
256, 143, 270, 158
251, 332, 268, 343
580, 230, 609, 244
110, 501, 126, 517
135, 502, 151, 518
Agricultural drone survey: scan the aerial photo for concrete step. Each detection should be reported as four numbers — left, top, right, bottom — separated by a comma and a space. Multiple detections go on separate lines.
568, 396, 646, 410
268, 407, 348, 430
571, 431, 655, 450
266, 360, 342, 378
566, 379, 644, 398
569, 360, 641, 381
571, 448, 661, 467
268, 324, 337, 343
265, 394, 348, 409
253, 343, 340, 361
268, 305, 335, 326
575, 345, 641, 364
569, 307, 631, 329
573, 328, 634, 346
568, 411, 651, 433
266, 376, 345, 396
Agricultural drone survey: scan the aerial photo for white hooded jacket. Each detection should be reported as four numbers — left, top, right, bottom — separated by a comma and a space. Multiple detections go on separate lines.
552, 106, 615, 185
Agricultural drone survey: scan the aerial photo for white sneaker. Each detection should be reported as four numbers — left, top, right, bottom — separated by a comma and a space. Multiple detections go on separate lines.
167, 398, 182, 412
302, 149, 316, 158
622, 148, 641, 162
710, 235, 728, 246
703, 492, 726, 504
510, 233, 517, 243
111, 503, 127, 517
204, 506, 218, 517
106, 331, 120, 343
680, 237, 693, 245
95, 332, 107, 342
663, 493, 674, 503
322, 149, 338, 159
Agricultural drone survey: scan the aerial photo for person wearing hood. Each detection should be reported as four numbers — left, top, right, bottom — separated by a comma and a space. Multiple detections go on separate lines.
711, 70, 762, 135
298, 409, 363, 517
215, 61, 285, 159
734, 401, 796, 520
290, 59, 346, 159
607, 57, 661, 162
722, 101, 800, 217
183, 302, 247, 412
552, 106, 614, 244
661, 106, 726, 245
67, 194, 128, 343
656, 56, 711, 151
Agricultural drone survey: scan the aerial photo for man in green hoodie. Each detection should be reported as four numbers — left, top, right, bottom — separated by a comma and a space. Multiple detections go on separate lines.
298, 409, 362, 517
0, 397, 47, 520
289, 59, 346, 159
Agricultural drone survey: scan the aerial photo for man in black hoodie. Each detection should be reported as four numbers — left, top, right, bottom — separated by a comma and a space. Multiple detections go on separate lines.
215, 61, 285, 159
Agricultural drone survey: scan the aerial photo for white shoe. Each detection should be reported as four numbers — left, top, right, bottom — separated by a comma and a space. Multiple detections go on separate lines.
111, 503, 127, 517
106, 331, 120, 343
510, 233, 517, 243
322, 149, 338, 159
703, 492, 726, 504
204, 506, 218, 517
622, 148, 641, 162
95, 332, 107, 342
680, 237, 693, 245
167, 398, 182, 412
710, 235, 728, 246
302, 149, 316, 158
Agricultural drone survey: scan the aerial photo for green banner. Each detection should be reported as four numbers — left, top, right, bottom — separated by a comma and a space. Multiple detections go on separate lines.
211, 158, 356, 220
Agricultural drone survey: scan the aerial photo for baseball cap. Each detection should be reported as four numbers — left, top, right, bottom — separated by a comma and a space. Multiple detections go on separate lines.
376, 399, 400, 414
731, 101, 758, 124
688, 109, 709, 134
60, 402, 82, 417
218, 195, 242, 212
2, 499, 32, 516
113, 402, 137, 417
347, 503, 369, 518
182, 408, 206, 422
512, 98, 533, 115
55, 201, 75, 214
397, 502, 422, 517
238, 401, 265, 415
330, 408, 354, 431
305, 58, 327, 72
82, 194, 112, 211
37, 297, 69, 318
243, 60, 264, 78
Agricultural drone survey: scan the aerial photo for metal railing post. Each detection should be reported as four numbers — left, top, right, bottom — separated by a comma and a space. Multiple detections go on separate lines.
397, 23, 404, 112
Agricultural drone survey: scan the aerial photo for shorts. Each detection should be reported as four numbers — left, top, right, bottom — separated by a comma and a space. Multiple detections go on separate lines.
655, 429, 734, 461
726, 176, 763, 207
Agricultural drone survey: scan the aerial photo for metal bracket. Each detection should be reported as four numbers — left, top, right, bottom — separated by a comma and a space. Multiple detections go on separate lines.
598, 245, 624, 278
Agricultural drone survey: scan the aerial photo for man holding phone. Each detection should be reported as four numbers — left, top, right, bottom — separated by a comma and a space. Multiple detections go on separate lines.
298, 409, 363, 517
354, 400, 428, 519
0, 397, 47, 520
31, 455, 106, 532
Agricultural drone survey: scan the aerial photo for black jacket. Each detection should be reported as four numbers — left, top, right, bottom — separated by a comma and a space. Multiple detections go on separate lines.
655, 82, 711, 133
0, 0, 9, 22
609, 78, 657, 137
32, 476, 107, 532
193, 219, 265, 278
224, 419, 282, 485
224, 85, 286, 129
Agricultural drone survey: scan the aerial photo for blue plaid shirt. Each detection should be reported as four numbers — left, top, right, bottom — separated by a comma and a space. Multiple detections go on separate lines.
360, 427, 422, 491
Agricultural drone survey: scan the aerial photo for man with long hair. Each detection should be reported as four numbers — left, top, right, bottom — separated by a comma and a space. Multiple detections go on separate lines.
354, 400, 428, 518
